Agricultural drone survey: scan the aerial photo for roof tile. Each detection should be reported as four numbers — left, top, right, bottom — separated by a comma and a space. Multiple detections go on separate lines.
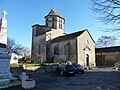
51, 30, 86, 43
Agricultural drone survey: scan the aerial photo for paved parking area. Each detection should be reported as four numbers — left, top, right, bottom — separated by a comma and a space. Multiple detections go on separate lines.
5, 67, 120, 90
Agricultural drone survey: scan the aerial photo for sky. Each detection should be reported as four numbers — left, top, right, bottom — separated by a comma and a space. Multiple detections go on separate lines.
0, 0, 113, 49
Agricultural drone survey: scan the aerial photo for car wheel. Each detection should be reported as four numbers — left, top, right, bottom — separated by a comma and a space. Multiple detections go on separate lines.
60, 70, 64, 76
72, 73, 75, 76
81, 70, 84, 74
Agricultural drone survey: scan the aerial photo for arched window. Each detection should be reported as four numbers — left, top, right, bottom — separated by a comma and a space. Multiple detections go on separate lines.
54, 44, 59, 55
52, 21, 54, 28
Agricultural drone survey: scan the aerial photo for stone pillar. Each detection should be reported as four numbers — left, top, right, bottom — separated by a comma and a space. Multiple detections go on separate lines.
0, 10, 7, 45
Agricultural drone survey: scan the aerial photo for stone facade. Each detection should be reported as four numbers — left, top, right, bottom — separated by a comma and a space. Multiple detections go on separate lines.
50, 30, 96, 67
76, 31, 95, 67
31, 9, 96, 67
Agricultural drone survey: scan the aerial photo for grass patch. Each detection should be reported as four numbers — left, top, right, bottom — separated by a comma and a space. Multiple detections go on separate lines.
10, 64, 19, 68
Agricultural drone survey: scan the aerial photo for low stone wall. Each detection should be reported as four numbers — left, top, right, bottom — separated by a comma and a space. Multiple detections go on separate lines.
10, 65, 58, 77
96, 52, 120, 66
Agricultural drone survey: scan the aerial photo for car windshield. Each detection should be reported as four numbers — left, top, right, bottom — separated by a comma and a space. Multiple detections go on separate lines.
73, 64, 83, 68
76, 64, 82, 67
66, 65, 75, 70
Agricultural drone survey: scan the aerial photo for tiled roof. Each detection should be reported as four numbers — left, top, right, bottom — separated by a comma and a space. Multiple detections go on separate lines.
47, 9, 60, 16
45, 9, 65, 20
96, 46, 120, 53
32, 24, 45, 27
51, 30, 86, 43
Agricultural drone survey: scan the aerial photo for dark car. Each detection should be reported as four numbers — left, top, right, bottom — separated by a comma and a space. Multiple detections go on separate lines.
56, 64, 76, 76
72, 63, 84, 74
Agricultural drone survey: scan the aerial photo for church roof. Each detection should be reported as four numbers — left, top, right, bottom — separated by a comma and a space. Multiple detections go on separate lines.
45, 9, 65, 19
47, 9, 60, 16
96, 46, 120, 53
32, 24, 45, 27
51, 30, 86, 43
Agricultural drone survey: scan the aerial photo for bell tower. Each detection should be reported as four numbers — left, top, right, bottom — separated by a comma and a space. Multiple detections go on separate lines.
45, 9, 65, 30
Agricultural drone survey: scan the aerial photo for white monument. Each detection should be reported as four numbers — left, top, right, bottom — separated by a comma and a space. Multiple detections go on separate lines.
0, 10, 12, 79
0, 10, 21, 89
0, 10, 7, 45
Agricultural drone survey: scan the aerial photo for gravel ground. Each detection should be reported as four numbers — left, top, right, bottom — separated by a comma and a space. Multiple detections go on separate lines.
4, 67, 120, 90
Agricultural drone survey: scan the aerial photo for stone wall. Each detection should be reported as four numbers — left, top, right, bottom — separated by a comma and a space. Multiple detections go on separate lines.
96, 52, 120, 66
31, 34, 46, 63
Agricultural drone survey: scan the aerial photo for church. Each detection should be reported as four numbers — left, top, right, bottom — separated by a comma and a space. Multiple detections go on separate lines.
31, 9, 96, 67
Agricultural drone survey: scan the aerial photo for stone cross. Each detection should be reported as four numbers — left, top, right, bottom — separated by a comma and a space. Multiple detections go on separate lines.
2, 10, 7, 19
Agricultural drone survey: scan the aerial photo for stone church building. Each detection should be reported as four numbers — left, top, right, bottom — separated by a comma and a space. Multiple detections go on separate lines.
31, 9, 96, 67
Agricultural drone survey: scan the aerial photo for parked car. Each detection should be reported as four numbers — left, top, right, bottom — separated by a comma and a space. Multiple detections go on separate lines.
56, 64, 76, 76
72, 63, 84, 74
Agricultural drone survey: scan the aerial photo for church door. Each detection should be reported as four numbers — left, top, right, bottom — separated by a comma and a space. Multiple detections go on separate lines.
84, 47, 91, 67
86, 54, 89, 66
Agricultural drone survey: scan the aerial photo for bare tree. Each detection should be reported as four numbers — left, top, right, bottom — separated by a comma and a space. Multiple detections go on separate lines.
91, 0, 120, 31
96, 35, 117, 48
19, 47, 31, 63
20, 47, 30, 57
7, 37, 23, 56
7, 37, 31, 63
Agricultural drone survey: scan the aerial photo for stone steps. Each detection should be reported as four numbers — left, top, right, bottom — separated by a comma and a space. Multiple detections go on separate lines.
0, 78, 21, 89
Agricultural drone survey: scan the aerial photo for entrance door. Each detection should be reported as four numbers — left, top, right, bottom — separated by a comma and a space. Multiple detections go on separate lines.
86, 54, 89, 66
84, 47, 91, 67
